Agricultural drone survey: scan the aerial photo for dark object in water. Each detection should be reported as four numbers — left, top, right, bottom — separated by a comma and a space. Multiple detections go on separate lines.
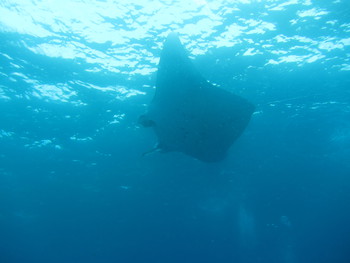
139, 32, 255, 162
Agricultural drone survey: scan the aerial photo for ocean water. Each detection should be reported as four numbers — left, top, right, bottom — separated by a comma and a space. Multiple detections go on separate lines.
0, 1, 350, 263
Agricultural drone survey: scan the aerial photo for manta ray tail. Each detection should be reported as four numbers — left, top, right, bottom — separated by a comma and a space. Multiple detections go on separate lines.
142, 143, 161, 157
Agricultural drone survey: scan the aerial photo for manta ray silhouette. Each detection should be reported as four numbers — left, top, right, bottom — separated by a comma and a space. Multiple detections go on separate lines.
139, 32, 255, 162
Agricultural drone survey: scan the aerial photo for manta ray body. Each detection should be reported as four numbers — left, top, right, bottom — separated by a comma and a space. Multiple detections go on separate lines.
139, 33, 255, 162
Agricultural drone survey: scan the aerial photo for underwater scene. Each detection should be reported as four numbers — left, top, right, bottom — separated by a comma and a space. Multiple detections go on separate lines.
0, 1, 350, 262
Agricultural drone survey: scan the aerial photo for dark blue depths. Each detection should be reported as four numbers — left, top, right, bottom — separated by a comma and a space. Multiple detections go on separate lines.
1, 3, 350, 263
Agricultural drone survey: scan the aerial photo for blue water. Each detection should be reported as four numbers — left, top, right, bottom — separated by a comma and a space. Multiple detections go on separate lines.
1, 1, 350, 263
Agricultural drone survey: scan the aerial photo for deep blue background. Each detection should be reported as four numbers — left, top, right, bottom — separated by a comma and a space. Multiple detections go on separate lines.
1, 1, 350, 263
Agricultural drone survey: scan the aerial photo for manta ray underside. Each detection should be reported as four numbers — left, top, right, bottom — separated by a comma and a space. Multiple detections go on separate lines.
139, 32, 255, 162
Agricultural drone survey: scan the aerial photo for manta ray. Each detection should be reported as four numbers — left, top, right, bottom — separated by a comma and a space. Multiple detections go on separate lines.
139, 32, 255, 162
